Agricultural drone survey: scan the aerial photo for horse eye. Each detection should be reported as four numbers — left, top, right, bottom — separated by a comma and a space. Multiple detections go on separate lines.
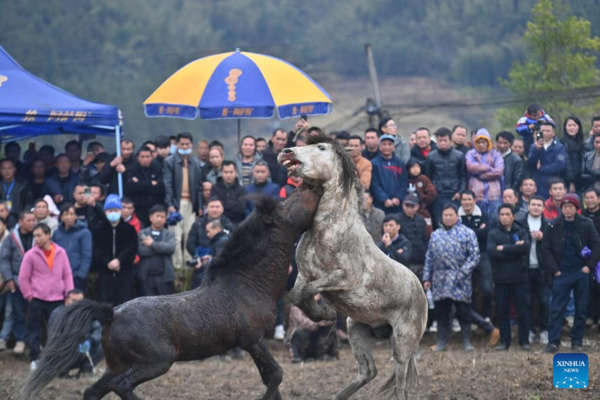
318, 145, 325, 151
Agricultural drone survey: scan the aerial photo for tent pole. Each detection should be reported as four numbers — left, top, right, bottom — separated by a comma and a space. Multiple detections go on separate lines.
237, 119, 241, 145
115, 125, 123, 198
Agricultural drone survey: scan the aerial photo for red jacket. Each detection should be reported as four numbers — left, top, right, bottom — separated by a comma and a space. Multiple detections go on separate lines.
279, 178, 300, 199
18, 243, 74, 302
544, 197, 580, 220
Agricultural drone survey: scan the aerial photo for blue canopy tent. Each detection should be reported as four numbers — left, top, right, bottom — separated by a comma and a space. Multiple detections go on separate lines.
0, 46, 124, 195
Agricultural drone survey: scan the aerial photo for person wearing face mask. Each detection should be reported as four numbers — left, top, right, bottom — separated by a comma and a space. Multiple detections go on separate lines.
92, 194, 138, 306
163, 132, 204, 271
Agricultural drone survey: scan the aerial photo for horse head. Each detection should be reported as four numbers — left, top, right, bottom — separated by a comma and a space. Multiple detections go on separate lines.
277, 133, 362, 209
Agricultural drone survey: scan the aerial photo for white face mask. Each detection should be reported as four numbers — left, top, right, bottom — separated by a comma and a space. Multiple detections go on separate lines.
170, 144, 177, 154
106, 211, 121, 223
178, 148, 192, 156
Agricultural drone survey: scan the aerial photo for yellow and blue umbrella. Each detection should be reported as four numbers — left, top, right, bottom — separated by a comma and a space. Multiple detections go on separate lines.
144, 49, 332, 121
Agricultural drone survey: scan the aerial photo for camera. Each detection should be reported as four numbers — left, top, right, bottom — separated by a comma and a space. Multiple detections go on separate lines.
535, 130, 543, 142
186, 258, 199, 267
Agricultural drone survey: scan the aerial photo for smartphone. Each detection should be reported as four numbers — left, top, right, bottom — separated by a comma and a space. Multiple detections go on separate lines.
28, 143, 36, 150
300, 114, 308, 122
536, 131, 543, 141
84, 187, 92, 197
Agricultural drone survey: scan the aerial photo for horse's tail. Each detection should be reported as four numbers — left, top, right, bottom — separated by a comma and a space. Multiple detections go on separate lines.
21, 300, 113, 400
375, 354, 420, 400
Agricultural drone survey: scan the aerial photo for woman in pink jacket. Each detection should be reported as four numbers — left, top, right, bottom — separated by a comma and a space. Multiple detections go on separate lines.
465, 129, 505, 219
18, 223, 73, 370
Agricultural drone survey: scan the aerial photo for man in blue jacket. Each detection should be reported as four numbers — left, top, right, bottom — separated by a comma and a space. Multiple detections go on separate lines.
527, 122, 566, 199
370, 135, 408, 214
245, 161, 280, 214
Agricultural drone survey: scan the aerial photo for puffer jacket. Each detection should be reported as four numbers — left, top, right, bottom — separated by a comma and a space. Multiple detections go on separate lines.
502, 150, 524, 191
423, 220, 480, 302
52, 220, 92, 280
465, 129, 504, 204
581, 150, 600, 190
426, 147, 467, 197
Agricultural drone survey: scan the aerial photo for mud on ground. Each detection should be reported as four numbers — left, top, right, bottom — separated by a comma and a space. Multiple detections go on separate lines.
0, 329, 598, 399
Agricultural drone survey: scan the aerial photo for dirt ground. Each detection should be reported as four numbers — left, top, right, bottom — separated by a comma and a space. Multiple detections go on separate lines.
0, 328, 598, 400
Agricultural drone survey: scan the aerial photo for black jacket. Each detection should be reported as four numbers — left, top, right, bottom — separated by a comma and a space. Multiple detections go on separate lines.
487, 223, 531, 284
97, 154, 136, 195
0, 179, 34, 219
127, 162, 166, 211
186, 214, 234, 256
261, 144, 288, 186
581, 150, 600, 190
377, 234, 412, 265
162, 153, 204, 213
561, 136, 583, 189
425, 148, 467, 197
397, 212, 428, 264
211, 178, 247, 224
516, 212, 548, 269
362, 148, 379, 160
582, 208, 600, 238
502, 151, 524, 191
541, 214, 600, 284
410, 141, 438, 176
92, 219, 138, 276
460, 207, 489, 253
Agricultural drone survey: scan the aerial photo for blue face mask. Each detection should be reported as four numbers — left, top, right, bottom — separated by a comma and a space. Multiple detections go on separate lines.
178, 148, 192, 156
170, 144, 177, 154
106, 211, 121, 223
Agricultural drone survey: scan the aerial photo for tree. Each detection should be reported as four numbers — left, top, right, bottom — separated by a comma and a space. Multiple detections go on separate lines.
496, 0, 600, 132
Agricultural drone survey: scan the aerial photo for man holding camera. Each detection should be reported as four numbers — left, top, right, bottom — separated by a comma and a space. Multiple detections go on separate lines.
527, 121, 566, 199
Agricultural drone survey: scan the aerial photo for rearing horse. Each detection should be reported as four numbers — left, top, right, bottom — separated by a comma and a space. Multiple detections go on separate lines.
278, 134, 427, 400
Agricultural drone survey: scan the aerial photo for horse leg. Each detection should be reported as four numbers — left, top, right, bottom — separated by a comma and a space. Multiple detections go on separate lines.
389, 324, 421, 400
335, 318, 378, 400
83, 370, 118, 400
245, 339, 283, 400
108, 362, 173, 400
290, 274, 336, 322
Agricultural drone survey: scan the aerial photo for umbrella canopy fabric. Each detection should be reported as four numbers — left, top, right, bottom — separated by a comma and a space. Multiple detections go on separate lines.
0, 46, 120, 142
144, 50, 332, 121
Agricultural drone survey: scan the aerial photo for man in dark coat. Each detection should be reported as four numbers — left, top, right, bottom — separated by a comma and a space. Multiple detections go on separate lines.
516, 194, 550, 344
487, 204, 532, 351
135, 205, 176, 296
370, 135, 408, 214
411, 127, 438, 176
191, 219, 230, 289
127, 146, 165, 227
92, 194, 138, 306
527, 122, 566, 199
72, 183, 105, 232
211, 161, 247, 224
426, 128, 467, 228
97, 139, 136, 195
261, 128, 289, 186
0, 158, 34, 222
496, 131, 524, 192
376, 214, 412, 266
542, 194, 600, 353
186, 198, 234, 257
162, 132, 204, 270
245, 161, 280, 213
582, 188, 600, 329
43, 154, 79, 206
397, 194, 427, 281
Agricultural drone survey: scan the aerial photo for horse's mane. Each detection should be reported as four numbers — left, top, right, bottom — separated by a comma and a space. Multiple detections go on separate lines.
305, 133, 364, 213
205, 195, 283, 279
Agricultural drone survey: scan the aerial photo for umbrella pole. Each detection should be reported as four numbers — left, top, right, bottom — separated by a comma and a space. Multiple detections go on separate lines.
115, 125, 123, 198
237, 119, 241, 145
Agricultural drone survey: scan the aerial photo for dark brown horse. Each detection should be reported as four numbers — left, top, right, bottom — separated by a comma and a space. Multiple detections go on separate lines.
22, 184, 322, 400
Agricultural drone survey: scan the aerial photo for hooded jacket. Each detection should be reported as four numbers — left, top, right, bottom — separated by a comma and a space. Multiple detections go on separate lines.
52, 220, 92, 280
234, 152, 263, 186
18, 243, 74, 302
465, 129, 504, 203
516, 109, 554, 140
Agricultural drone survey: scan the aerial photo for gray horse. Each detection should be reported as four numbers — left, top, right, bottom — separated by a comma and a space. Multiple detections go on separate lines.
278, 134, 427, 400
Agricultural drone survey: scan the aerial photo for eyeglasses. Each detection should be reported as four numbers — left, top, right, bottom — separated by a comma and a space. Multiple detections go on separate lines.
386, 123, 397, 128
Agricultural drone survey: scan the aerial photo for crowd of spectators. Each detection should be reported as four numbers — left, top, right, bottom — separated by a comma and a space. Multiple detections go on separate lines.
1, 104, 600, 369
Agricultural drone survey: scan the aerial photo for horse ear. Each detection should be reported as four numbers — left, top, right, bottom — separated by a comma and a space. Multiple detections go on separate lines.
261, 215, 275, 225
